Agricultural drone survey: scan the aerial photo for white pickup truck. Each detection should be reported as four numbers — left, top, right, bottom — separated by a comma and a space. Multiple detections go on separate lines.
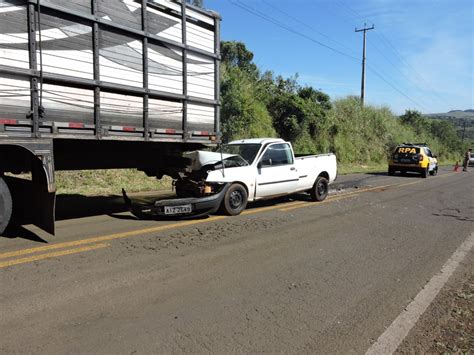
124, 138, 337, 218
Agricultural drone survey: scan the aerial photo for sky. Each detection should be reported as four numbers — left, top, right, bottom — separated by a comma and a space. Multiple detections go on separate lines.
205, 0, 473, 115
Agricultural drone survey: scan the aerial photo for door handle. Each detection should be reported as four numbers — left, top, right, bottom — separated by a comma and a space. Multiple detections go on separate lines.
290, 167, 296, 171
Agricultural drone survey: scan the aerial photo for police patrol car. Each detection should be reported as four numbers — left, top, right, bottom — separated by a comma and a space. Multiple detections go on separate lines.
388, 143, 438, 178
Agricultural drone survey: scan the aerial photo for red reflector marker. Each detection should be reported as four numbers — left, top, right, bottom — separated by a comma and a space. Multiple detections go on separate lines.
68, 122, 85, 129
123, 126, 136, 132
0, 119, 17, 125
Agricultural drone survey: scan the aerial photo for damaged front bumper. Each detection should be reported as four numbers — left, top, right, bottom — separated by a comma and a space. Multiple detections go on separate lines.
122, 183, 230, 220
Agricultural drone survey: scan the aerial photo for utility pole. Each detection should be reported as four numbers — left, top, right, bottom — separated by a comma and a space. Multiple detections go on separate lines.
461, 120, 466, 143
355, 23, 374, 106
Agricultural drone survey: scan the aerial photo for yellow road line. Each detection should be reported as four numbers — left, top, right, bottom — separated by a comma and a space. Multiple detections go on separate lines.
0, 243, 109, 269
0, 171, 458, 262
242, 200, 307, 215
279, 194, 359, 212
0, 216, 225, 260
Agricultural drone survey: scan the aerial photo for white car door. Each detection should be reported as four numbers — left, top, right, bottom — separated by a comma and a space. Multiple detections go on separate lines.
255, 143, 299, 198
424, 147, 437, 171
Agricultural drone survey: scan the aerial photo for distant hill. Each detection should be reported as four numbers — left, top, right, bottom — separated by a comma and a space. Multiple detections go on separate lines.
425, 110, 474, 143
427, 109, 474, 119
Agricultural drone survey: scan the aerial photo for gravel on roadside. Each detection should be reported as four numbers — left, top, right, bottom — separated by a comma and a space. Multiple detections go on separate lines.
397, 251, 473, 354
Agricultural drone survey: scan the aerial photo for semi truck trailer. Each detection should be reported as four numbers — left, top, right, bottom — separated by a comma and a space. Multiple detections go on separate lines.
0, 0, 221, 235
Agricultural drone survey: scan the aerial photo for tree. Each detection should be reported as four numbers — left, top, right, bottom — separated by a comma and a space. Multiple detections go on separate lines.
219, 42, 275, 142
399, 110, 427, 135
429, 119, 462, 152
267, 91, 306, 142
220, 41, 258, 78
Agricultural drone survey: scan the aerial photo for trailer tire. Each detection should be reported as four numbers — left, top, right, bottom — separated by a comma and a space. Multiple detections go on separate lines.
220, 183, 248, 216
310, 176, 329, 202
0, 177, 12, 235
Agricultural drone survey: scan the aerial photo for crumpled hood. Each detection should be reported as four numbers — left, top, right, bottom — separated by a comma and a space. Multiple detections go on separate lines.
184, 150, 237, 171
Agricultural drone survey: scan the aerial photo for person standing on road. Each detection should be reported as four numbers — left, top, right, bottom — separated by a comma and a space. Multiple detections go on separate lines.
462, 148, 471, 171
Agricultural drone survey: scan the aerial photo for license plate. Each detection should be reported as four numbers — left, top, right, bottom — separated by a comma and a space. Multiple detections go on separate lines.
164, 204, 192, 215
400, 158, 412, 163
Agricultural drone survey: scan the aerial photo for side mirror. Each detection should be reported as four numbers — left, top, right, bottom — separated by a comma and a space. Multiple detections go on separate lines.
257, 161, 262, 169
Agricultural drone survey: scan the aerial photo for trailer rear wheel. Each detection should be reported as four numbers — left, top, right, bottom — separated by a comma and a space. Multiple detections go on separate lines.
220, 183, 248, 216
0, 177, 12, 235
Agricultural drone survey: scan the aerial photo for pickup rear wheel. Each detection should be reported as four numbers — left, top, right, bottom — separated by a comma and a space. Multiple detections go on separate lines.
0, 177, 12, 235
310, 176, 329, 202
220, 183, 248, 216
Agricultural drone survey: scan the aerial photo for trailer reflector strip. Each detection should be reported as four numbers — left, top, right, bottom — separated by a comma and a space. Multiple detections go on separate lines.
51, 122, 94, 129
0, 119, 18, 125
155, 128, 183, 135
68, 122, 85, 129
192, 130, 210, 136
109, 125, 142, 132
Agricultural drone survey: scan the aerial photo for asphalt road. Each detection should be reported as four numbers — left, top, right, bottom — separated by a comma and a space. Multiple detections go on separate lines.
0, 168, 473, 354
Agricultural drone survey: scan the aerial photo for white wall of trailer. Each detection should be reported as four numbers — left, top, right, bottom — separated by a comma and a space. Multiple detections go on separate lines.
0, 0, 217, 131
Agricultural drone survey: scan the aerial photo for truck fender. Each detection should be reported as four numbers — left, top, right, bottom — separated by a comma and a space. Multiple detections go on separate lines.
0, 140, 56, 235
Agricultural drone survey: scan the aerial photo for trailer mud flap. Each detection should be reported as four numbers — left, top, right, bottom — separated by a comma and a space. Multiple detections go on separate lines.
5, 176, 56, 235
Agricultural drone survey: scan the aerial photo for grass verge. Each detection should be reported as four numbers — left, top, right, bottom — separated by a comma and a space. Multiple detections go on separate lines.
56, 169, 171, 196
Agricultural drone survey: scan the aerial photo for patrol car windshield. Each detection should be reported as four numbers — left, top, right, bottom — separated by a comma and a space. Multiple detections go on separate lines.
221, 144, 261, 164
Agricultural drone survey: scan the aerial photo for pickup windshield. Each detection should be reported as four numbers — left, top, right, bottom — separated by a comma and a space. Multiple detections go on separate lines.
221, 144, 261, 164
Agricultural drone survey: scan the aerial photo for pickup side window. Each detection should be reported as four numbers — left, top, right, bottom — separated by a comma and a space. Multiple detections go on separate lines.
424, 148, 433, 157
260, 143, 294, 167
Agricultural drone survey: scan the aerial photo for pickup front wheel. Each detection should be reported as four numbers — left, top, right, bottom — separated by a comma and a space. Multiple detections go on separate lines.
220, 183, 248, 216
310, 176, 329, 202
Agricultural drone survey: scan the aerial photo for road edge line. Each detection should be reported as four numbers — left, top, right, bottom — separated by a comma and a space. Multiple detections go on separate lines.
365, 231, 474, 355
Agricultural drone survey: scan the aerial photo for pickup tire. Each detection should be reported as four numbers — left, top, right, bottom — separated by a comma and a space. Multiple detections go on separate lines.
310, 176, 328, 202
0, 177, 12, 235
429, 165, 438, 176
220, 183, 248, 216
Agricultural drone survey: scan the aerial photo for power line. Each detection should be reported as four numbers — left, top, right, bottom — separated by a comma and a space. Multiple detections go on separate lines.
335, 0, 365, 21
366, 39, 436, 109
227, 0, 428, 111
228, 0, 359, 61
367, 65, 429, 111
261, 0, 359, 57
334, 0, 452, 108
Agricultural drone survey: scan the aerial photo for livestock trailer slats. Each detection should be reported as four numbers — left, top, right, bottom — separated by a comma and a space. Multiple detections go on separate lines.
0, 0, 220, 142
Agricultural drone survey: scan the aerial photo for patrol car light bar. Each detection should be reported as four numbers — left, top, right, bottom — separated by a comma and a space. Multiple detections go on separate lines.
402, 142, 427, 146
